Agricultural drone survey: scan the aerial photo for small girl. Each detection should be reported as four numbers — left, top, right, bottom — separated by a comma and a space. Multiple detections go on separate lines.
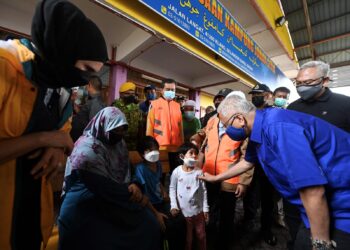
169, 143, 209, 250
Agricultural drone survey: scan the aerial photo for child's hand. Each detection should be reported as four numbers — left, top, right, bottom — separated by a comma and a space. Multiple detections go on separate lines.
139, 195, 149, 207
162, 191, 170, 202
170, 208, 180, 217
156, 212, 168, 232
204, 212, 209, 224
128, 184, 142, 203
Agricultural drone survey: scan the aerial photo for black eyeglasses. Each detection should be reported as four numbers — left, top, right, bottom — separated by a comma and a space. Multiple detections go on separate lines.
223, 113, 240, 128
293, 77, 325, 87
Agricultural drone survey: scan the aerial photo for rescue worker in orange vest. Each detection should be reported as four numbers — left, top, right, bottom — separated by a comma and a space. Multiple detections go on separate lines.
146, 79, 184, 173
200, 89, 254, 249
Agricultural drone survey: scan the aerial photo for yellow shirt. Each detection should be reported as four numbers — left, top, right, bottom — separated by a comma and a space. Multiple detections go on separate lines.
0, 40, 70, 249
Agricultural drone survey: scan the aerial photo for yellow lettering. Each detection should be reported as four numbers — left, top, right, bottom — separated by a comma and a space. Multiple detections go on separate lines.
211, 0, 217, 17
225, 12, 230, 29
205, 0, 211, 11
217, 4, 223, 22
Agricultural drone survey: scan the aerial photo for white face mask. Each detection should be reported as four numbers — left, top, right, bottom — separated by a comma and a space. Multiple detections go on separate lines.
144, 150, 160, 163
183, 157, 197, 167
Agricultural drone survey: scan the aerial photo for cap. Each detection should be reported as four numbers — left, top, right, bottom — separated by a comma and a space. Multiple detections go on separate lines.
119, 82, 136, 93
214, 88, 233, 99
144, 84, 156, 91
248, 84, 272, 94
184, 100, 196, 107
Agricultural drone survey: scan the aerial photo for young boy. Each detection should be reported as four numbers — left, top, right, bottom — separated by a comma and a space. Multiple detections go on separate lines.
134, 136, 168, 230
134, 136, 186, 250
170, 143, 209, 250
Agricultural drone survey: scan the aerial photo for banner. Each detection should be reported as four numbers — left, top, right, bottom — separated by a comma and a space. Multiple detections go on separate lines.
139, 0, 289, 86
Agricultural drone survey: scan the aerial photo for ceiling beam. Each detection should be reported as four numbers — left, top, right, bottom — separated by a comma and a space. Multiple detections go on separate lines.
295, 32, 350, 50
0, 26, 30, 39
301, 0, 316, 60
330, 61, 350, 68
195, 80, 240, 90
290, 13, 350, 34
285, 0, 323, 16
298, 48, 350, 61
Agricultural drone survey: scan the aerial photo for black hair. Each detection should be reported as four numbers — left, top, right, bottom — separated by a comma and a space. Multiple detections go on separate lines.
177, 142, 199, 156
137, 136, 159, 156
273, 87, 290, 96
205, 106, 214, 112
89, 76, 103, 91
161, 78, 177, 88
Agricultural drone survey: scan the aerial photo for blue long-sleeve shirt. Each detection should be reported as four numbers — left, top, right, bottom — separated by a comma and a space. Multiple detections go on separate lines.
245, 108, 350, 233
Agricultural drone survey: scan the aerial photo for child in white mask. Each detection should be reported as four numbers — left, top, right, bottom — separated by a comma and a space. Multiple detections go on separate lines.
169, 143, 209, 250
134, 136, 169, 231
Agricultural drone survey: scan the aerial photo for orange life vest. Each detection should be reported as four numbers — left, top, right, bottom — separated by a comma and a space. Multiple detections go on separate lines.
151, 98, 183, 147
203, 116, 242, 184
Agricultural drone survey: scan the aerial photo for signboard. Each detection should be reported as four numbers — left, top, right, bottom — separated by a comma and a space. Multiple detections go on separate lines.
139, 0, 288, 86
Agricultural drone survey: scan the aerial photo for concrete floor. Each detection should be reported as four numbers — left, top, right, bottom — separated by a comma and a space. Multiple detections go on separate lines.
225, 199, 290, 250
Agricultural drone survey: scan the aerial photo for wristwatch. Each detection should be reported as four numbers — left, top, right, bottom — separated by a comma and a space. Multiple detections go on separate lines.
311, 238, 337, 250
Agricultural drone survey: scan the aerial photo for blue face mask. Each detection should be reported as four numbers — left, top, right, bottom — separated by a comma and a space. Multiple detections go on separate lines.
146, 93, 156, 100
164, 90, 175, 100
226, 126, 247, 141
225, 114, 248, 141
274, 98, 287, 107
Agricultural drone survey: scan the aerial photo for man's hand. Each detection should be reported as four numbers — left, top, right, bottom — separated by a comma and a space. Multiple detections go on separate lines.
170, 208, 180, 217
198, 172, 218, 183
235, 184, 247, 198
128, 184, 143, 203
299, 186, 330, 242
40, 131, 74, 155
156, 212, 168, 232
30, 147, 65, 181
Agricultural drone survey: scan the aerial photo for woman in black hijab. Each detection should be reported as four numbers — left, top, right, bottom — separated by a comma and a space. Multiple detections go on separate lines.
0, 0, 107, 249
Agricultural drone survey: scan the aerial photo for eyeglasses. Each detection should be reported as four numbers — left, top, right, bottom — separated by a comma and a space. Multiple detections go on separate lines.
293, 77, 325, 87
223, 113, 240, 128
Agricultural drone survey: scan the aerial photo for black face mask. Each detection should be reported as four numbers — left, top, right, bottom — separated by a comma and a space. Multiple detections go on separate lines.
123, 95, 137, 105
252, 96, 265, 108
33, 56, 95, 88
107, 134, 123, 145
58, 66, 95, 87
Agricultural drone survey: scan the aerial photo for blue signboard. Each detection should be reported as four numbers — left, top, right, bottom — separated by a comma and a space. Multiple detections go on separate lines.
139, 0, 288, 86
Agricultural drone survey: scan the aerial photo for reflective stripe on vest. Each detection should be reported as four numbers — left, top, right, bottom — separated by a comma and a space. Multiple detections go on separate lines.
151, 98, 183, 146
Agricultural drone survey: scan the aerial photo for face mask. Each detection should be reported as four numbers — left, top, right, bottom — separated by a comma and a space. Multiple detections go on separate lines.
274, 98, 287, 107
146, 93, 156, 101
297, 82, 323, 101
184, 111, 195, 120
144, 150, 160, 163
252, 96, 265, 107
226, 126, 247, 141
183, 157, 197, 167
164, 90, 175, 100
122, 95, 136, 105
34, 57, 95, 88
107, 133, 123, 145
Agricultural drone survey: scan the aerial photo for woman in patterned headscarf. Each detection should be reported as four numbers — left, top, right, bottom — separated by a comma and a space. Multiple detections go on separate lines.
58, 107, 160, 250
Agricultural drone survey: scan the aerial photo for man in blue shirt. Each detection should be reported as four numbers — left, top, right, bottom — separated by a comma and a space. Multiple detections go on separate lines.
200, 94, 350, 250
